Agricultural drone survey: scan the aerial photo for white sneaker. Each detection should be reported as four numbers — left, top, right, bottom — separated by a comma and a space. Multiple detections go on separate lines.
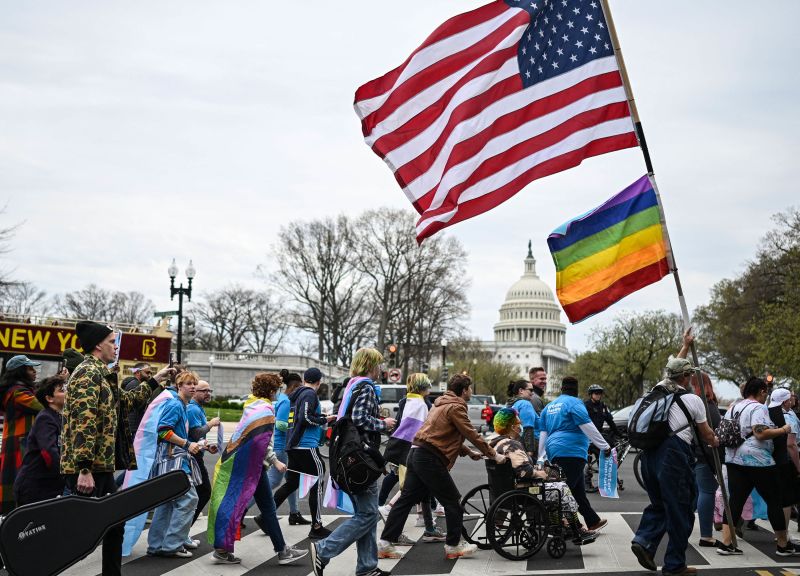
378, 504, 392, 522
414, 515, 426, 527
183, 538, 200, 550
378, 540, 403, 559
434, 505, 446, 517
444, 540, 477, 559
278, 545, 309, 565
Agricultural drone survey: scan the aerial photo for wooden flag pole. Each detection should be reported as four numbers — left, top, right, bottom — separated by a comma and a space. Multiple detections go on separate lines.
599, 0, 738, 549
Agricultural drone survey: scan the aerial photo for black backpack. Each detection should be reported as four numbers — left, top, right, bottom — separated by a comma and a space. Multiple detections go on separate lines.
628, 385, 693, 450
329, 383, 385, 495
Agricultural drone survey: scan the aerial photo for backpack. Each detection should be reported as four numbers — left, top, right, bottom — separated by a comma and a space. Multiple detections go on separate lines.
714, 401, 755, 449
627, 385, 693, 450
329, 383, 385, 495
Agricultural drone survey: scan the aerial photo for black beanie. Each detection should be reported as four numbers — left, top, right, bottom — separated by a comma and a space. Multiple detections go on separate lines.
561, 377, 579, 396
63, 348, 85, 373
75, 321, 113, 353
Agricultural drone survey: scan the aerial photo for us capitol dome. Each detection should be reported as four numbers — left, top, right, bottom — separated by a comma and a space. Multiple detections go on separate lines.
487, 241, 573, 396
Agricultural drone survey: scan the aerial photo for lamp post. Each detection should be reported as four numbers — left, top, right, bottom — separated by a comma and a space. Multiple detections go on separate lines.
440, 339, 448, 385
472, 357, 478, 394
168, 258, 195, 364
209, 354, 215, 384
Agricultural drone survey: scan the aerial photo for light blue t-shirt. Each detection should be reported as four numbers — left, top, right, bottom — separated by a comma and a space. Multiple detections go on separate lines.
158, 390, 191, 474
273, 392, 290, 452
540, 395, 592, 460
187, 399, 207, 431
512, 398, 539, 430
785, 410, 800, 440
724, 400, 775, 467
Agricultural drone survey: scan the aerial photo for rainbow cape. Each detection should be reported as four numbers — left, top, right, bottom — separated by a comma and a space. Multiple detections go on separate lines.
207, 396, 275, 552
121, 389, 175, 556
547, 175, 670, 323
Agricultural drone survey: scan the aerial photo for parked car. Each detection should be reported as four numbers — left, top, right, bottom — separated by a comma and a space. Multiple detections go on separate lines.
227, 394, 250, 406
602, 404, 634, 438
377, 384, 408, 419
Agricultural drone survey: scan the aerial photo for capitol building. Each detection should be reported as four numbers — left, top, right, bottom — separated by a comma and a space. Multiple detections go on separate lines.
483, 242, 573, 396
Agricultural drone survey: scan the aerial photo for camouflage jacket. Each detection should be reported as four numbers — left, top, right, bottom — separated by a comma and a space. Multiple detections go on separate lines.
61, 355, 160, 474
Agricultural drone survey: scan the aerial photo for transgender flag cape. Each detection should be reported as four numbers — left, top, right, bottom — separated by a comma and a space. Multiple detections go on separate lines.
382, 393, 428, 466
323, 377, 371, 514
207, 396, 275, 552
122, 389, 175, 556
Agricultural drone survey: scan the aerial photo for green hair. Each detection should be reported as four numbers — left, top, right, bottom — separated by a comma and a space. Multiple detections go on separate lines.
406, 373, 431, 394
493, 407, 519, 435
350, 347, 384, 377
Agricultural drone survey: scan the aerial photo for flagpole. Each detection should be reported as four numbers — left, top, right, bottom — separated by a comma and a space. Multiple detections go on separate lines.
599, 0, 738, 549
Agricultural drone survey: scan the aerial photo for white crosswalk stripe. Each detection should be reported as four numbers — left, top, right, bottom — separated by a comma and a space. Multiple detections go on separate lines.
60, 512, 800, 576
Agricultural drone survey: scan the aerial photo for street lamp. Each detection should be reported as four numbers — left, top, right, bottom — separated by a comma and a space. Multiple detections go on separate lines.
441, 339, 448, 385
473, 357, 478, 394
209, 354, 215, 384
168, 258, 195, 364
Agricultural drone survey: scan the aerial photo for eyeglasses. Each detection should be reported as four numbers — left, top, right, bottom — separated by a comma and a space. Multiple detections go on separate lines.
198, 389, 213, 393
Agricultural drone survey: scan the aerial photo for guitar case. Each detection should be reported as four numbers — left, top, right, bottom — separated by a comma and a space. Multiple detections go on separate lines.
0, 470, 190, 576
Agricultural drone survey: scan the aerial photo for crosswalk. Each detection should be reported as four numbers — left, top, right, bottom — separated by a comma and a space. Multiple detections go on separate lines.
60, 513, 800, 576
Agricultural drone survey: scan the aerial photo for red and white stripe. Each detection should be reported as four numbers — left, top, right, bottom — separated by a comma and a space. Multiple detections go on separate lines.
355, 1, 638, 242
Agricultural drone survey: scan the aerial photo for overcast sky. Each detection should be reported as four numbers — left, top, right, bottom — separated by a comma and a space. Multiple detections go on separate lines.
2, 1, 798, 365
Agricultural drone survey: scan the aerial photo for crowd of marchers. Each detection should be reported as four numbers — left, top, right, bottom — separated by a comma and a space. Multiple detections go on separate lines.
1, 323, 800, 576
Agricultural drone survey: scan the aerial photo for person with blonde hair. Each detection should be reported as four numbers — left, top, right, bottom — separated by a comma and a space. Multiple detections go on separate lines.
311, 348, 396, 576
379, 373, 444, 547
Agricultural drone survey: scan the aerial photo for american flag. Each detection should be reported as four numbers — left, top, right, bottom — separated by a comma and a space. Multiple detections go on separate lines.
355, 0, 639, 242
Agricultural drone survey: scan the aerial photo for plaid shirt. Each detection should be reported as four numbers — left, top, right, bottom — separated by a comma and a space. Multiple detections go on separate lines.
351, 380, 385, 433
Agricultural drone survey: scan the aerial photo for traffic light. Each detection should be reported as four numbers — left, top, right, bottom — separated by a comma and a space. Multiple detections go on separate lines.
388, 343, 397, 367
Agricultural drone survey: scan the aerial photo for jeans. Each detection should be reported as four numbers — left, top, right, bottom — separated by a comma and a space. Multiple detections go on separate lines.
552, 456, 600, 528
254, 468, 286, 552
316, 481, 379, 575
65, 472, 124, 576
381, 447, 462, 545
267, 448, 299, 513
633, 435, 697, 572
147, 484, 199, 554
693, 460, 718, 539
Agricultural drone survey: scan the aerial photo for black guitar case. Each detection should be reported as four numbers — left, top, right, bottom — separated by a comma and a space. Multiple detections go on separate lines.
0, 470, 190, 576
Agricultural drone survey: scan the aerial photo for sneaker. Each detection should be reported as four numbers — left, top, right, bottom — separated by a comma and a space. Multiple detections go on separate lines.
310, 542, 324, 576
163, 547, 192, 558
213, 550, 241, 564
587, 519, 608, 531
414, 515, 426, 527
630, 542, 657, 571
278, 545, 309, 565
379, 504, 393, 522
434, 505, 446, 517
378, 541, 403, 559
254, 514, 269, 535
422, 528, 446, 542
715, 542, 743, 555
289, 512, 312, 525
392, 534, 415, 546
776, 542, 800, 556
183, 538, 200, 550
444, 540, 477, 559
309, 525, 332, 540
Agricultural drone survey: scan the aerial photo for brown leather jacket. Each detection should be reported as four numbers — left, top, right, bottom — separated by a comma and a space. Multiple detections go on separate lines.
413, 391, 495, 469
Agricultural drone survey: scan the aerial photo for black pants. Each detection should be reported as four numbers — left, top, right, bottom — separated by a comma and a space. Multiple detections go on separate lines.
13, 475, 63, 507
273, 448, 325, 525
552, 456, 600, 528
381, 447, 462, 546
65, 472, 124, 576
726, 463, 786, 532
192, 453, 211, 524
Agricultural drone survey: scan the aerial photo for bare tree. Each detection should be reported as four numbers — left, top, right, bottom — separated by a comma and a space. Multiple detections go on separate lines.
0, 282, 50, 316
109, 291, 155, 324
244, 290, 290, 354
192, 286, 255, 352
55, 285, 155, 324
0, 204, 21, 288
274, 216, 367, 363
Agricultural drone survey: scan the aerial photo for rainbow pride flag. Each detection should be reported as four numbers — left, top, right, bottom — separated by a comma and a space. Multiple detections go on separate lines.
548, 175, 670, 323
207, 396, 275, 552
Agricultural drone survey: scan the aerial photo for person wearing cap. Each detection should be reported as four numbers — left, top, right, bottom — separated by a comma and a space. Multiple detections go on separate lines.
13, 374, 67, 506
0, 354, 44, 513
60, 321, 174, 576
272, 367, 336, 539
537, 376, 611, 534
629, 329, 722, 575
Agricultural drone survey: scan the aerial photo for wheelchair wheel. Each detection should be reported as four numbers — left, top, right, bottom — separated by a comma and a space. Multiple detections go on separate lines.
461, 484, 492, 550
487, 490, 547, 561
547, 537, 566, 559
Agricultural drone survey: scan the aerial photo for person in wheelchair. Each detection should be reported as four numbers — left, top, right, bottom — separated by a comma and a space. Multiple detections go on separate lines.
490, 408, 597, 545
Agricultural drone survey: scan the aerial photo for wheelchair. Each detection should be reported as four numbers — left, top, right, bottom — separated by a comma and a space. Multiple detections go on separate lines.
460, 459, 594, 560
